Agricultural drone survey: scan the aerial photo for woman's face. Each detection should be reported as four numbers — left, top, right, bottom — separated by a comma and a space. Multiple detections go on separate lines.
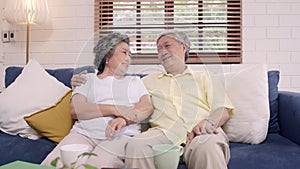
107, 42, 131, 76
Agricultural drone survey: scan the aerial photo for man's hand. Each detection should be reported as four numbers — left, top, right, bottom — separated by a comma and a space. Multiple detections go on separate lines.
71, 70, 88, 89
188, 119, 218, 142
188, 108, 231, 142
105, 117, 127, 139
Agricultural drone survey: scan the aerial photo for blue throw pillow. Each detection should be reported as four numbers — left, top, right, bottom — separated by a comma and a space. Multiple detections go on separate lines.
268, 71, 280, 133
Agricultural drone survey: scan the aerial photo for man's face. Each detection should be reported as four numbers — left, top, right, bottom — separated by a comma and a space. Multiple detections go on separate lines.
157, 35, 187, 70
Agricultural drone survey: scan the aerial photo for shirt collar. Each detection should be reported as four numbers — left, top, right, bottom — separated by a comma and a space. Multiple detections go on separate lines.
158, 65, 193, 78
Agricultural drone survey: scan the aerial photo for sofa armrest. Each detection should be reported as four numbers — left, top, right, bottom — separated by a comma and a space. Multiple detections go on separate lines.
278, 91, 300, 145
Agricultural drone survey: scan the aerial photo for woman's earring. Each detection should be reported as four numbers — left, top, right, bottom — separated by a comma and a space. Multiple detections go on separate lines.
106, 60, 109, 64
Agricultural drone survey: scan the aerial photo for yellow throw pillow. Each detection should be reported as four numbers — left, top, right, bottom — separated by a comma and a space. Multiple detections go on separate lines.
24, 90, 74, 143
0, 59, 70, 139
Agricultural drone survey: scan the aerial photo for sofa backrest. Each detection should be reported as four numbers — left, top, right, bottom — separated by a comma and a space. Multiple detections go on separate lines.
4, 66, 280, 134
268, 71, 280, 133
5, 66, 95, 89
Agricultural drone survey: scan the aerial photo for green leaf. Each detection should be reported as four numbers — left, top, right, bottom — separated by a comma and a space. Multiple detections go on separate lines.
51, 152, 98, 169
50, 157, 60, 167
78, 152, 98, 158
70, 161, 77, 167
82, 164, 98, 169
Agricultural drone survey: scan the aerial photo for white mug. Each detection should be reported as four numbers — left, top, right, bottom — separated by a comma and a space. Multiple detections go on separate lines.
60, 144, 89, 168
152, 144, 184, 169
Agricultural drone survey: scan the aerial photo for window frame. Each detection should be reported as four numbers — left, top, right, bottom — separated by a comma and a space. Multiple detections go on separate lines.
94, 0, 242, 64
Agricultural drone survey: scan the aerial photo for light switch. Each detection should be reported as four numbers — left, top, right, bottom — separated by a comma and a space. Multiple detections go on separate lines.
10, 31, 15, 41
2, 31, 9, 42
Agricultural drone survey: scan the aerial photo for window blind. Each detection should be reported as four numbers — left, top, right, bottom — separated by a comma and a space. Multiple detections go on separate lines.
94, 0, 242, 64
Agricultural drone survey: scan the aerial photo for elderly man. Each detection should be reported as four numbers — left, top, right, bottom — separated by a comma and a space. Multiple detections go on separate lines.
71, 30, 234, 169
123, 30, 234, 169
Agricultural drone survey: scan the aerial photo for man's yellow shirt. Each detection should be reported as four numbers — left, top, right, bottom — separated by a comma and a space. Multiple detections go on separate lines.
142, 66, 234, 145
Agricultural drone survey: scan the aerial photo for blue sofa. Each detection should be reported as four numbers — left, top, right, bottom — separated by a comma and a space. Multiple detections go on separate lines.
1, 66, 300, 169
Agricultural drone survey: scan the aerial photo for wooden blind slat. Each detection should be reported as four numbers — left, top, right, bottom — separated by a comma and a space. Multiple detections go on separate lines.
94, 0, 242, 64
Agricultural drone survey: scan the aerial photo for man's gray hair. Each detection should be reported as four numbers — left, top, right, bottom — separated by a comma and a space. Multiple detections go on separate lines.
94, 32, 130, 73
156, 30, 191, 61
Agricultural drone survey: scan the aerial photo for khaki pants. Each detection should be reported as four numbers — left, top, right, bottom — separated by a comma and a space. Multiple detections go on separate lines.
125, 128, 230, 169
41, 132, 130, 168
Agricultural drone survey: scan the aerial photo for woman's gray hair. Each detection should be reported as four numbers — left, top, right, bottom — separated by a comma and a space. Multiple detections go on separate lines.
93, 32, 130, 74
156, 30, 191, 61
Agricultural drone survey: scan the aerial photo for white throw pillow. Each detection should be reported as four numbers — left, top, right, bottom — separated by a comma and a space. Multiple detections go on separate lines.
221, 64, 270, 144
0, 59, 70, 139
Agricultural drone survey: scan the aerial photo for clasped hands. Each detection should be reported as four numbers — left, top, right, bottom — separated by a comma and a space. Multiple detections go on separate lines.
105, 105, 136, 139
71, 71, 138, 139
105, 117, 127, 139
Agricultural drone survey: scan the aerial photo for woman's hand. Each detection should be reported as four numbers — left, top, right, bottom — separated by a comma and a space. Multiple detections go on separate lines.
71, 70, 88, 89
113, 105, 136, 122
113, 94, 153, 123
105, 117, 127, 139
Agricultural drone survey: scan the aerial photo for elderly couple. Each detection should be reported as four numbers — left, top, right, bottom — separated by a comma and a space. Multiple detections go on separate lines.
42, 30, 234, 169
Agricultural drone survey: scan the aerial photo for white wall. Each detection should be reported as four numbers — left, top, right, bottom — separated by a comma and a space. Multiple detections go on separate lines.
0, 0, 94, 91
0, 0, 5, 90
243, 0, 300, 92
0, 0, 300, 92
2, 0, 94, 65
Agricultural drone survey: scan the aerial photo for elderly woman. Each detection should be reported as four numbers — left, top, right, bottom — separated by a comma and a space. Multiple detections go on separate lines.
41, 32, 153, 168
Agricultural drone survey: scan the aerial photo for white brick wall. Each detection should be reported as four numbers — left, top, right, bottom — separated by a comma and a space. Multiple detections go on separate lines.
0, 0, 94, 67
0, 0, 300, 92
243, 0, 300, 92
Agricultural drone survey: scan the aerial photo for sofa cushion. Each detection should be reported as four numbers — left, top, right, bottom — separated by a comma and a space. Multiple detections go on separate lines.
5, 67, 74, 88
268, 71, 280, 133
24, 91, 73, 143
278, 91, 300, 145
4, 66, 23, 88
222, 65, 270, 144
228, 133, 300, 169
0, 131, 56, 166
5, 66, 95, 88
0, 59, 70, 139
46, 68, 75, 88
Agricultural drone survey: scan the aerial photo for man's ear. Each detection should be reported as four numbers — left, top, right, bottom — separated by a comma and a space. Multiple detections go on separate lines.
182, 44, 188, 54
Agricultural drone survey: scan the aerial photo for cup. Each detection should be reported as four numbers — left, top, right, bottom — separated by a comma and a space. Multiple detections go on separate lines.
152, 144, 184, 169
60, 144, 89, 168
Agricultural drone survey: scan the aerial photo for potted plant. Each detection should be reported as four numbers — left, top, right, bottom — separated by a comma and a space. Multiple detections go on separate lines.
51, 152, 98, 169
